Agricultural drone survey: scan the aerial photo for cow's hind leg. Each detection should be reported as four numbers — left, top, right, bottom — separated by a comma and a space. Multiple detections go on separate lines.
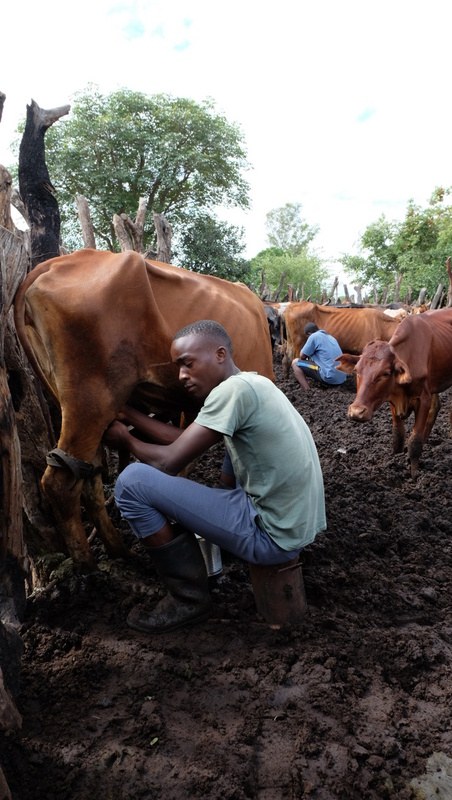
390, 408, 406, 454
408, 393, 440, 478
423, 393, 440, 440
407, 435, 423, 479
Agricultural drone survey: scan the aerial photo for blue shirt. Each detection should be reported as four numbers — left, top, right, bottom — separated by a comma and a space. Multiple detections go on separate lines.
300, 329, 347, 384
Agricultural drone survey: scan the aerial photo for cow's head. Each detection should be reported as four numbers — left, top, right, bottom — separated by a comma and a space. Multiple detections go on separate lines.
337, 340, 411, 422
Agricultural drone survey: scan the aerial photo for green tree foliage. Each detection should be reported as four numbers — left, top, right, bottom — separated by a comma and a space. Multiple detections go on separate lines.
30, 85, 250, 253
173, 213, 251, 282
265, 202, 319, 254
251, 247, 327, 300
252, 203, 326, 299
340, 216, 400, 294
341, 188, 452, 300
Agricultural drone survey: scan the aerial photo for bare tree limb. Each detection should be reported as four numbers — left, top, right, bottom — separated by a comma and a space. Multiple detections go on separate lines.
153, 212, 172, 263
0, 166, 14, 232
18, 99, 70, 268
112, 213, 134, 251
76, 195, 96, 248
447, 257, 452, 307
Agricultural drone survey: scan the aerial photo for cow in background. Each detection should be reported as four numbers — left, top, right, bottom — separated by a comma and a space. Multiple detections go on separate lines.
283, 301, 400, 372
337, 308, 452, 477
14, 249, 274, 568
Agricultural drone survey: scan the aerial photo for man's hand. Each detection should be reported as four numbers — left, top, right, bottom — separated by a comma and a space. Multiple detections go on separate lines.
103, 417, 222, 475
103, 420, 131, 449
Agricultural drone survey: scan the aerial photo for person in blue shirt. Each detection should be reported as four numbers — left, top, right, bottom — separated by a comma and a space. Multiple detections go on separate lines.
291, 322, 347, 390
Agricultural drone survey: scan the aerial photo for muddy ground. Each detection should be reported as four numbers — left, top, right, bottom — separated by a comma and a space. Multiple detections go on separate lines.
1, 359, 452, 799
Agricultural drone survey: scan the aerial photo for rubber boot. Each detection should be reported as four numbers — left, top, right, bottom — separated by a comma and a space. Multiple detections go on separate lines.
126, 531, 212, 633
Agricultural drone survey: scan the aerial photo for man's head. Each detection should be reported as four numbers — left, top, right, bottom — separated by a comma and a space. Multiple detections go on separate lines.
171, 320, 235, 401
304, 322, 318, 336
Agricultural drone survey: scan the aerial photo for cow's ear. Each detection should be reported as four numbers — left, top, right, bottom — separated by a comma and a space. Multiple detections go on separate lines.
336, 354, 359, 374
394, 357, 412, 384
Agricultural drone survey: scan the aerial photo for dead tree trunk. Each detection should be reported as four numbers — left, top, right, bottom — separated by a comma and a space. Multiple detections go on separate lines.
0, 221, 56, 593
416, 287, 428, 306
18, 99, 69, 268
354, 285, 363, 304
0, 92, 24, 799
12, 100, 70, 557
0, 229, 28, 798
272, 271, 287, 302
393, 273, 402, 303
446, 257, 452, 307
431, 283, 444, 309
329, 276, 339, 301
113, 197, 149, 254
0, 230, 29, 603
76, 195, 96, 249
0, 167, 14, 232
258, 270, 271, 300
153, 212, 172, 263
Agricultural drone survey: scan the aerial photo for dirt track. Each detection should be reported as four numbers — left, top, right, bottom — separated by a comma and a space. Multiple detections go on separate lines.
2, 359, 452, 799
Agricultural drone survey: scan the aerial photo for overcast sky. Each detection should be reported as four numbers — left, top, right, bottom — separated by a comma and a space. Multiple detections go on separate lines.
2, 0, 452, 285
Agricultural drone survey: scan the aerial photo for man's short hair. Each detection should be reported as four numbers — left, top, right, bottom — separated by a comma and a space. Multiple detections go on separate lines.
304, 322, 318, 335
173, 319, 233, 354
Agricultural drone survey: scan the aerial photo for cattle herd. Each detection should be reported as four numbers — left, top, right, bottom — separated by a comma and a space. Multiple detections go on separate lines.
12, 249, 452, 566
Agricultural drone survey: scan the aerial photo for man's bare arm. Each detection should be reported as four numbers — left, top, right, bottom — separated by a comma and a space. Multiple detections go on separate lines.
119, 405, 183, 445
103, 420, 222, 475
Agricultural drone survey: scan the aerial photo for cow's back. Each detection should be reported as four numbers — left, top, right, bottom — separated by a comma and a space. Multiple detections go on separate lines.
144, 256, 273, 379
284, 301, 399, 360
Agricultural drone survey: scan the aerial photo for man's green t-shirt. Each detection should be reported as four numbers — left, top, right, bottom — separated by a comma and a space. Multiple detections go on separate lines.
195, 372, 326, 551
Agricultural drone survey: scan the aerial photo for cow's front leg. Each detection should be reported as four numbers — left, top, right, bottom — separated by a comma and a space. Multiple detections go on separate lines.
390, 405, 406, 454
407, 435, 423, 479
41, 466, 95, 569
82, 467, 129, 559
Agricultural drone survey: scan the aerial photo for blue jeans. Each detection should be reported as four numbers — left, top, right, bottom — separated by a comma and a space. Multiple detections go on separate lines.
114, 462, 301, 566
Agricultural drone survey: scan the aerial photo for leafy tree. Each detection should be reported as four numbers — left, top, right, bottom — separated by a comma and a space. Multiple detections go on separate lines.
340, 215, 400, 295
250, 248, 327, 300
173, 213, 251, 282
14, 85, 251, 253
341, 189, 452, 300
397, 191, 452, 295
265, 202, 319, 254
252, 203, 326, 299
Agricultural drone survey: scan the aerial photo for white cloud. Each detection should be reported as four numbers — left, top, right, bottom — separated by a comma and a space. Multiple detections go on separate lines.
2, 0, 452, 285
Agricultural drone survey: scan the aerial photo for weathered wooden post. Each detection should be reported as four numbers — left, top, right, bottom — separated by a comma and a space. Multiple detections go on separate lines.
0, 215, 30, 800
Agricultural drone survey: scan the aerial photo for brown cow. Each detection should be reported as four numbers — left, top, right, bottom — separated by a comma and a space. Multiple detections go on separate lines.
283, 301, 400, 370
336, 308, 452, 477
13, 249, 274, 568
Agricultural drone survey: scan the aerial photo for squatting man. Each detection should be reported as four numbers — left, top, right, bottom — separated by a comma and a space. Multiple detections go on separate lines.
291, 323, 347, 390
104, 320, 326, 634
